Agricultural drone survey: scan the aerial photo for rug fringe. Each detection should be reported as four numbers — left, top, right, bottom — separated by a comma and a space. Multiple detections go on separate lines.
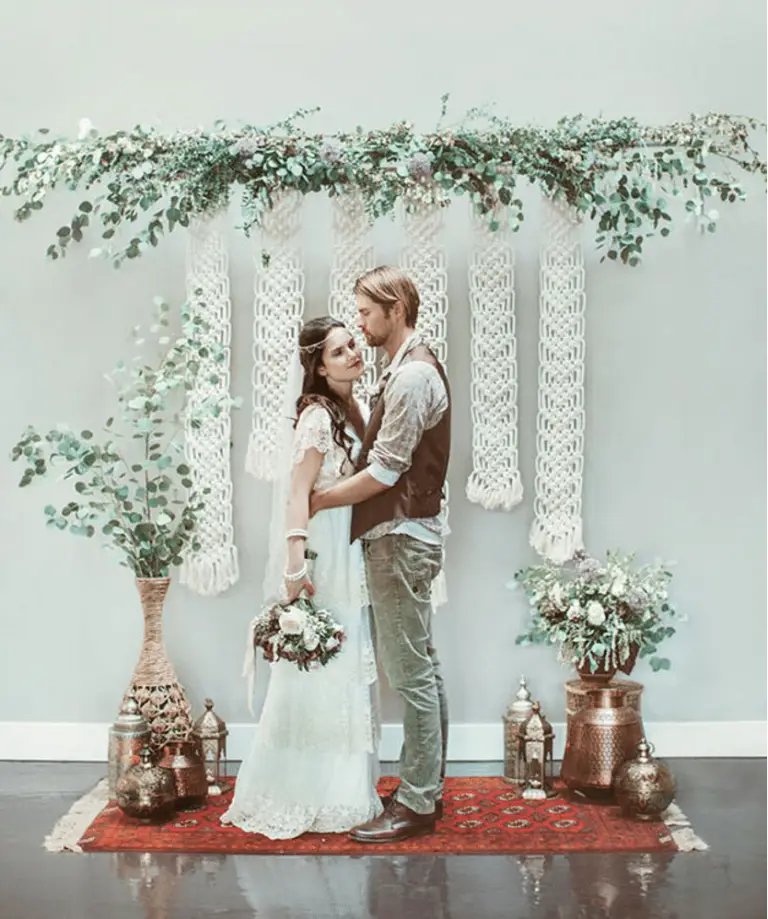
43, 778, 110, 853
661, 800, 709, 852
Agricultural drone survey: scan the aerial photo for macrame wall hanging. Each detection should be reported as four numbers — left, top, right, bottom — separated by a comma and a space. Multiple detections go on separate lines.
182, 190, 588, 596
465, 203, 523, 512
180, 215, 239, 596
245, 191, 305, 482
328, 190, 376, 395
400, 195, 450, 607
530, 195, 587, 563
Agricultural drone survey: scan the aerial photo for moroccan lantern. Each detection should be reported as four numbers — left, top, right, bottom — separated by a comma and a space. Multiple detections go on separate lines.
192, 699, 230, 794
519, 701, 556, 799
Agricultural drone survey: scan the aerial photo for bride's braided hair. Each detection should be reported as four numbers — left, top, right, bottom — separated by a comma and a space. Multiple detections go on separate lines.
295, 317, 355, 467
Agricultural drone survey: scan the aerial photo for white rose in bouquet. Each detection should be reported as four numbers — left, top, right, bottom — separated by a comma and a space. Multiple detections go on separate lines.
325, 636, 340, 651
586, 600, 606, 627
303, 629, 320, 652
279, 607, 307, 635
610, 574, 627, 597
567, 601, 583, 620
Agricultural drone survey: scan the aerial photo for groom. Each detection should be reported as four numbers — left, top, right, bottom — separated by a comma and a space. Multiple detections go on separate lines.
310, 265, 451, 842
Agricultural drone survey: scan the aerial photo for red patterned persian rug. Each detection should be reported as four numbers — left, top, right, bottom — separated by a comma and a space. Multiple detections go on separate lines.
44, 776, 707, 855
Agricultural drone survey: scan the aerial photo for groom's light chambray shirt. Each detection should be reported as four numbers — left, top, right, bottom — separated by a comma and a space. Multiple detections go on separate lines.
363, 334, 449, 546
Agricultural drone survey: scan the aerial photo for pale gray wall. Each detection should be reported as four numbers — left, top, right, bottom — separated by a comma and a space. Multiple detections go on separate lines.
0, 0, 765, 731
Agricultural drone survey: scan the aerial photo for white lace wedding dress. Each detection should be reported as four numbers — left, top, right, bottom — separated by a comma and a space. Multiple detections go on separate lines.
221, 403, 382, 839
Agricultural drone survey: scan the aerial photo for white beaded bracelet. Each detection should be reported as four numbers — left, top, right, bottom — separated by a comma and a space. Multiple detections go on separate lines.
284, 564, 308, 582
286, 529, 309, 540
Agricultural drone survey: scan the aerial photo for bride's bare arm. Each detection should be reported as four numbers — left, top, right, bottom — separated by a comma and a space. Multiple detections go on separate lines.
283, 447, 323, 600
310, 469, 388, 515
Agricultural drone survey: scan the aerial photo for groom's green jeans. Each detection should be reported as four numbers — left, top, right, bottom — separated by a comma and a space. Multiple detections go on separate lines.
363, 534, 449, 815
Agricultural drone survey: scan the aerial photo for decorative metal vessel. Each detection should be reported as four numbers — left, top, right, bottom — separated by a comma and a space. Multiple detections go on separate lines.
159, 739, 208, 810
560, 686, 643, 796
115, 746, 177, 821
108, 695, 151, 798
613, 738, 676, 821
565, 678, 644, 737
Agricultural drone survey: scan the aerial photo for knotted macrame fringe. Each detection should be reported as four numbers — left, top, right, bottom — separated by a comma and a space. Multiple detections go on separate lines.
466, 203, 523, 512
530, 195, 587, 563
245, 191, 305, 482
401, 194, 450, 609
181, 214, 239, 596
43, 778, 110, 853
660, 800, 709, 851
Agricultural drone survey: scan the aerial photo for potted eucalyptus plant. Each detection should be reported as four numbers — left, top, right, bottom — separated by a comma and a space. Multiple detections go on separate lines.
11, 294, 239, 748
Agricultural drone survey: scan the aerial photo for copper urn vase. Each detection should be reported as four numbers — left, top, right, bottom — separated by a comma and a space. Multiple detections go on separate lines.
613, 738, 676, 821
560, 686, 643, 796
115, 746, 177, 822
159, 739, 208, 811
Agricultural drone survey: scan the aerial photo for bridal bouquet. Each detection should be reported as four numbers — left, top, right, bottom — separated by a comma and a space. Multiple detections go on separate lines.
252, 595, 346, 672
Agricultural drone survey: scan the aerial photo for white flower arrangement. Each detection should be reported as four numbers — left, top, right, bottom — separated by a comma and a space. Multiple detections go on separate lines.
513, 549, 682, 674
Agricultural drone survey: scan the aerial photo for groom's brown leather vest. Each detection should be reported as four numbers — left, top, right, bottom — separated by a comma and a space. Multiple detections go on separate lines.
350, 344, 451, 543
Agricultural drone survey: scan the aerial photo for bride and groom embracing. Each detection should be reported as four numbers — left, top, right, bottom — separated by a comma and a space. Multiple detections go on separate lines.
221, 266, 451, 843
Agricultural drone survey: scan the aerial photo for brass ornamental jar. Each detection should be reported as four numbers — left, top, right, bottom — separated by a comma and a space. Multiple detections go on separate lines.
613, 738, 676, 821
115, 746, 177, 821
108, 695, 152, 798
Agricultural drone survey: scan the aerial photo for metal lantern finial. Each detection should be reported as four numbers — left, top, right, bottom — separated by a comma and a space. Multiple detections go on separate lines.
192, 698, 230, 794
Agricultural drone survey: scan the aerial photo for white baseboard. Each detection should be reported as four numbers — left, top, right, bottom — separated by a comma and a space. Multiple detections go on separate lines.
0, 720, 764, 762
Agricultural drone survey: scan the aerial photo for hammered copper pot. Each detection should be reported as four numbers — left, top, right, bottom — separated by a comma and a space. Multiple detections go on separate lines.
565, 679, 644, 738
159, 739, 208, 811
613, 738, 676, 821
115, 746, 177, 821
561, 687, 643, 796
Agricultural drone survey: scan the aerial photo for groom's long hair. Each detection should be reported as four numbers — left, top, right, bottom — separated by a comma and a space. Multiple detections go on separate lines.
295, 316, 355, 469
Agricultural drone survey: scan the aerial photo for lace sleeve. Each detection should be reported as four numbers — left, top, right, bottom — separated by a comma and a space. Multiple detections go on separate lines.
291, 405, 333, 466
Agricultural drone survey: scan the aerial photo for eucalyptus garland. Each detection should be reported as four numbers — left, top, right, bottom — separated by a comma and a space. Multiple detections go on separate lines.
0, 100, 764, 267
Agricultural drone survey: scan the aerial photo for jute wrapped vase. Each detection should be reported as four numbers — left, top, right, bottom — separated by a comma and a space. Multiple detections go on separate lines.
122, 578, 192, 752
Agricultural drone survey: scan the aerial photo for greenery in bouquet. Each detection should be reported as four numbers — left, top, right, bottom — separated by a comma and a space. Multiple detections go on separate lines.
513, 549, 682, 674
10, 293, 240, 578
252, 593, 346, 673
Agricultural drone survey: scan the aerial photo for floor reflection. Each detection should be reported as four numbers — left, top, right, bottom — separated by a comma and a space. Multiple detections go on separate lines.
111, 852, 226, 919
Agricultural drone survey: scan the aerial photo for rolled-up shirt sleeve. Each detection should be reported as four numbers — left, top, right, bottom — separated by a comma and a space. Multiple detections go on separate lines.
367, 362, 447, 485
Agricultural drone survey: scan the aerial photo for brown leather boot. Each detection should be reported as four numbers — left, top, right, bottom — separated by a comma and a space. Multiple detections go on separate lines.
349, 800, 436, 842
380, 790, 444, 820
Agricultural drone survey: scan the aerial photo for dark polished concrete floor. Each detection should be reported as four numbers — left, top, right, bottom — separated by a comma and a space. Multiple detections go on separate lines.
0, 759, 764, 919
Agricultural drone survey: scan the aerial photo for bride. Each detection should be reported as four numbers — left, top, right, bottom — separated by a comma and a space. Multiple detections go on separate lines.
221, 316, 383, 839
